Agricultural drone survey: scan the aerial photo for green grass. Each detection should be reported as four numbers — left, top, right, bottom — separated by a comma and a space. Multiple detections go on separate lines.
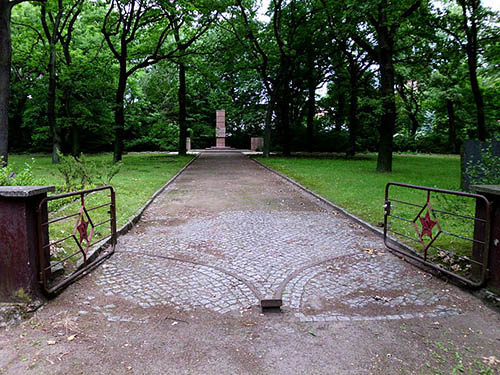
9, 153, 194, 228
256, 153, 480, 278
257, 153, 462, 223
8, 153, 194, 278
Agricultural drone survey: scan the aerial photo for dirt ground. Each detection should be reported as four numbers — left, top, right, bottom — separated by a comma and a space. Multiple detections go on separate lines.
1, 152, 499, 375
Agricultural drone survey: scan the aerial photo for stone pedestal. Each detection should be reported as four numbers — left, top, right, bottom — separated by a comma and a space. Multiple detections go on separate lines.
186, 137, 191, 151
0, 186, 54, 301
472, 185, 500, 293
251, 137, 264, 151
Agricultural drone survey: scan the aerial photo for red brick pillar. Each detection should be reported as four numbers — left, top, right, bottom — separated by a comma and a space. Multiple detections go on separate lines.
0, 186, 54, 301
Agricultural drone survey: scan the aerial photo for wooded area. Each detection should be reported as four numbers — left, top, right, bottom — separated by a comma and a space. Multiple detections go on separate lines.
1, 0, 499, 171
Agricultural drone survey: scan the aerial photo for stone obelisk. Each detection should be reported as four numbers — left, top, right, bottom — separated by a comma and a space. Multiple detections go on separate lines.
215, 110, 226, 148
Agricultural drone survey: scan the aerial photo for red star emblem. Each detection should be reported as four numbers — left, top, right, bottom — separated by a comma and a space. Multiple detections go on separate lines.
76, 218, 89, 243
419, 211, 436, 238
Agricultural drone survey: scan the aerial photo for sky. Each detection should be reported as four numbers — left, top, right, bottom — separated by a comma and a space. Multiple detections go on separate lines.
483, 0, 500, 11
258, 0, 500, 17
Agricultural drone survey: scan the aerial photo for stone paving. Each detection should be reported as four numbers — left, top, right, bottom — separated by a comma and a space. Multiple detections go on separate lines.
91, 152, 472, 323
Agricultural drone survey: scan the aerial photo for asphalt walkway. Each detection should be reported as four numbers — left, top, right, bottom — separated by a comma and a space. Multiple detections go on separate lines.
1, 152, 499, 375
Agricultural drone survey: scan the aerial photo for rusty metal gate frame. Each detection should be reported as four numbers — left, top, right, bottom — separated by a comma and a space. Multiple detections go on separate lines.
37, 186, 117, 295
384, 182, 491, 287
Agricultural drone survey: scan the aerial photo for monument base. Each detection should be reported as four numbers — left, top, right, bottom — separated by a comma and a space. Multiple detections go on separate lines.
204, 146, 235, 152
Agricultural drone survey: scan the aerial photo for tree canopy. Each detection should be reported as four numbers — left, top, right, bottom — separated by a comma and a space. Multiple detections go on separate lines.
1, 0, 499, 171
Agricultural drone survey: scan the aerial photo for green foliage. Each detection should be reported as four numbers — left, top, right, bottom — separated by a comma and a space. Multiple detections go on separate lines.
466, 144, 500, 185
98, 159, 122, 185
56, 151, 121, 191
6, 0, 500, 159
0, 157, 41, 186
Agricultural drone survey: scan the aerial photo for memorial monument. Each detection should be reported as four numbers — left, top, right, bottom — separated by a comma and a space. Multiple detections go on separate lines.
207, 109, 234, 150
215, 109, 227, 148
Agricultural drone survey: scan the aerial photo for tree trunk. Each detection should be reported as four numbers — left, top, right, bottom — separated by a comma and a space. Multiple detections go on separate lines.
0, 2, 12, 166
178, 60, 187, 156
467, 57, 486, 140
347, 71, 358, 159
280, 85, 291, 156
276, 56, 292, 156
409, 113, 419, 136
9, 95, 28, 151
335, 92, 345, 131
71, 124, 80, 156
306, 76, 315, 153
446, 99, 458, 154
376, 32, 396, 173
113, 60, 127, 163
263, 95, 274, 158
460, 0, 486, 141
48, 42, 62, 163
62, 86, 79, 156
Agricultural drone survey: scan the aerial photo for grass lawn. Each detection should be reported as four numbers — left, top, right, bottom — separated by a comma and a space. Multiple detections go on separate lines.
256, 153, 479, 277
256, 153, 463, 224
9, 153, 194, 228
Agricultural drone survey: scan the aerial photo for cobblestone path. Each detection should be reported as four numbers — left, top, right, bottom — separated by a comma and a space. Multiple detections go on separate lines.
95, 152, 469, 322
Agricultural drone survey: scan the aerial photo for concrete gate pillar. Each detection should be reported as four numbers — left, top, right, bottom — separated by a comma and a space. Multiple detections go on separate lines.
0, 186, 54, 301
472, 185, 500, 293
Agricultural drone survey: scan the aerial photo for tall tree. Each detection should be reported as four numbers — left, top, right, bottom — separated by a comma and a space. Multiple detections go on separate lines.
102, 0, 214, 162
456, 0, 486, 140
226, 0, 326, 156
432, 0, 497, 141
0, 0, 44, 165
40, 0, 83, 162
228, 0, 277, 157
169, 4, 218, 156
347, 0, 423, 171
8, 3, 45, 152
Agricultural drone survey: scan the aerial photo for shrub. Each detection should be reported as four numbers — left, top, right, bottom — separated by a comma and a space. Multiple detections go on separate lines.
56, 151, 121, 191
0, 157, 41, 186
466, 144, 500, 185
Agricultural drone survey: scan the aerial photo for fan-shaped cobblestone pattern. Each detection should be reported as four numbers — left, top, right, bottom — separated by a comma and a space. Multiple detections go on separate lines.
282, 252, 462, 322
108, 210, 381, 300
95, 252, 258, 313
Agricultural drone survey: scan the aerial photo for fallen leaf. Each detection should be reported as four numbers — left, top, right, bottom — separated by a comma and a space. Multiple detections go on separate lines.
47, 340, 56, 345
66, 334, 77, 342
308, 330, 317, 337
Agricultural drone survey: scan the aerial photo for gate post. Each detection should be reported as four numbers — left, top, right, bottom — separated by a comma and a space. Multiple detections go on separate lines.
0, 186, 54, 302
472, 185, 500, 293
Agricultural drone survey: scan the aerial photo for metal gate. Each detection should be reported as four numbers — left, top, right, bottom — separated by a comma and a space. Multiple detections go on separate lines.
37, 186, 117, 294
384, 182, 491, 287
